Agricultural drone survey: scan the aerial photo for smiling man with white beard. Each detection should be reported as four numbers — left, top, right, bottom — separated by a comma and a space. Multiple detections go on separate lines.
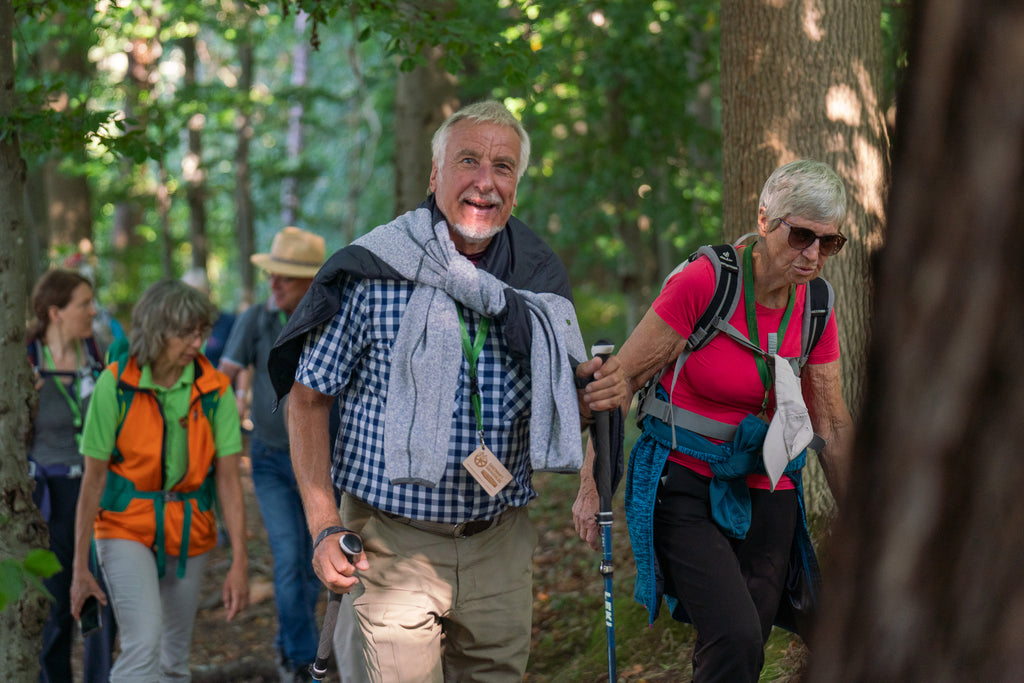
266, 100, 628, 683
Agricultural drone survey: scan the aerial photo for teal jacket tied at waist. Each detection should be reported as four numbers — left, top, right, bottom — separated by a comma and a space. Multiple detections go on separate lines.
624, 388, 820, 635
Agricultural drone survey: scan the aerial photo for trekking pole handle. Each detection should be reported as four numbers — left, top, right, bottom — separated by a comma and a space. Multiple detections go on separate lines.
310, 533, 364, 681
591, 340, 615, 363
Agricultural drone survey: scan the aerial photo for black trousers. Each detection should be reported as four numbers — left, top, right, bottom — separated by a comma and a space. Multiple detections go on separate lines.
653, 462, 798, 683
34, 475, 118, 683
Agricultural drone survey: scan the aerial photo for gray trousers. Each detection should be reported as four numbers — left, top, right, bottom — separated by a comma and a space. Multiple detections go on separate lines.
96, 538, 209, 683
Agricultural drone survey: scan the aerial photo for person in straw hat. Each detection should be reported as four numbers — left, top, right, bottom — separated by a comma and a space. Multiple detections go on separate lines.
220, 227, 366, 682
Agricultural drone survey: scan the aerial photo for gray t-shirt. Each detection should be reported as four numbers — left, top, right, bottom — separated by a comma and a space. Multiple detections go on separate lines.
29, 342, 101, 468
222, 301, 290, 451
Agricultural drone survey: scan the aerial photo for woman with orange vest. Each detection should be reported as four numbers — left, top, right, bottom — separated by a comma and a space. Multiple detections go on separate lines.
70, 279, 249, 682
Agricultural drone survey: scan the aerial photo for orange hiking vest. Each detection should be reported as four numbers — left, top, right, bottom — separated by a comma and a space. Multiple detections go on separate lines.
95, 353, 229, 578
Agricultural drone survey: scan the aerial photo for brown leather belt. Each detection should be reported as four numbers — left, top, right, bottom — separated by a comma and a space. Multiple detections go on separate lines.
382, 508, 513, 538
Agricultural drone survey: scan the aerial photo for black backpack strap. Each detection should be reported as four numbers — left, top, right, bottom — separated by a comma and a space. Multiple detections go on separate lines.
686, 244, 742, 351
636, 244, 744, 448
84, 337, 105, 375
799, 277, 835, 367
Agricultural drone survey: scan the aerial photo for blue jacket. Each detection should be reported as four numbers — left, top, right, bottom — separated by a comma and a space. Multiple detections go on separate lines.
624, 397, 820, 636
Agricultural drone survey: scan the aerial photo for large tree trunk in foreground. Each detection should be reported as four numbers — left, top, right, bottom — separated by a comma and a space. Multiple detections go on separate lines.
0, 1, 49, 679
808, 1, 1024, 680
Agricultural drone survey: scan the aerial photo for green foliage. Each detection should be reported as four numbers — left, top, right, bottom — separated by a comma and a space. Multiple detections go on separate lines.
0, 549, 61, 611
472, 1, 725, 294
284, 0, 536, 88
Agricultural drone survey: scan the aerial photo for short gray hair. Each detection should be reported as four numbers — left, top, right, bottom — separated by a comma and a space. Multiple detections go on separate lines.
759, 159, 847, 228
431, 100, 531, 180
129, 279, 217, 367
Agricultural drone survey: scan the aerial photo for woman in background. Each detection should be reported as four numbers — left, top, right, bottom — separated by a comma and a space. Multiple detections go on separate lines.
27, 269, 116, 683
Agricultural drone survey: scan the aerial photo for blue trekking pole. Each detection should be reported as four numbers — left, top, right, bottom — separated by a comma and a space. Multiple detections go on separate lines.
310, 533, 363, 682
590, 340, 617, 683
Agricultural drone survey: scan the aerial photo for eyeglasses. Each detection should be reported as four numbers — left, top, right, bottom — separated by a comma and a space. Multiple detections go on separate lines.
778, 218, 847, 256
176, 326, 210, 342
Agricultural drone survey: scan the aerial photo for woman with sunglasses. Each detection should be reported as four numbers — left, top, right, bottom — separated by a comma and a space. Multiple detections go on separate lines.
574, 159, 854, 682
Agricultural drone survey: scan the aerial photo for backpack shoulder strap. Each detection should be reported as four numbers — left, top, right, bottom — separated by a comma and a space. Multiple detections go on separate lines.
799, 277, 835, 367
637, 244, 744, 447
684, 244, 742, 351
84, 337, 105, 375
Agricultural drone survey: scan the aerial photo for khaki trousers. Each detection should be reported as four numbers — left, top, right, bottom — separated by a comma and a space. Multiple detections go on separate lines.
342, 494, 537, 683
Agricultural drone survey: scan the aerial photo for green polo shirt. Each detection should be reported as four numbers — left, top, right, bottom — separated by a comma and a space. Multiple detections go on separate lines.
80, 362, 242, 489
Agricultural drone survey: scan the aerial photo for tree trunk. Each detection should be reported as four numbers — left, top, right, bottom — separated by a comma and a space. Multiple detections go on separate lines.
36, 12, 94, 261
0, 1, 49, 678
721, 0, 889, 520
393, 39, 457, 215
112, 5, 161, 292
41, 13, 92, 250
182, 35, 208, 273
340, 12, 383, 245
807, 1, 1024, 680
281, 10, 309, 228
235, 35, 255, 308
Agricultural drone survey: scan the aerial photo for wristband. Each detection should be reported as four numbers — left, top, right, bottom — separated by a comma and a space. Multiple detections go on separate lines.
313, 525, 352, 552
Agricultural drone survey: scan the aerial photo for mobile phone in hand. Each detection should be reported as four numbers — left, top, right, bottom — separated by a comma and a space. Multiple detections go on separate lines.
79, 596, 102, 637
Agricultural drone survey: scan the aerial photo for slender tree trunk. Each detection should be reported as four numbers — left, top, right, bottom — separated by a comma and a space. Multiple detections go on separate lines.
235, 36, 255, 308
35, 12, 93, 263
157, 160, 173, 276
183, 35, 208, 273
393, 9, 457, 217
808, 1, 1024, 680
281, 10, 308, 227
112, 5, 161, 289
340, 11, 382, 244
721, 0, 889, 521
607, 76, 654, 334
0, 1, 49, 678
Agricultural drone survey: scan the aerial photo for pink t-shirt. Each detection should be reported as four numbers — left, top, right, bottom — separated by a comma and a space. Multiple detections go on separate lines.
651, 247, 840, 489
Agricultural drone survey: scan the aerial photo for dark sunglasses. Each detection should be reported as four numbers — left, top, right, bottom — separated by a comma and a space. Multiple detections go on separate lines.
778, 218, 847, 256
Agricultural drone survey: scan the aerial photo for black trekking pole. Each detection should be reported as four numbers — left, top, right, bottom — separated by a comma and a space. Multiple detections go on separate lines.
310, 533, 363, 682
589, 340, 618, 683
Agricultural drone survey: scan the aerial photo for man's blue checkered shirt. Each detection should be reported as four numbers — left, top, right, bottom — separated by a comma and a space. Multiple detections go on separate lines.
296, 276, 535, 523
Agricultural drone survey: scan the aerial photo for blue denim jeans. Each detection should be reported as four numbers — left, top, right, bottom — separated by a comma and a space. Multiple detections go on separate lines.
249, 438, 322, 669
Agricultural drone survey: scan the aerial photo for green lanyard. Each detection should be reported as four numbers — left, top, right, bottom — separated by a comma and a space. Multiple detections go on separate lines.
278, 309, 287, 327
42, 344, 84, 446
741, 246, 795, 410
456, 307, 490, 445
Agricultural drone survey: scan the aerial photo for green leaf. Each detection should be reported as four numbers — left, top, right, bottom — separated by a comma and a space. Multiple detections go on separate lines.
0, 560, 24, 612
23, 548, 63, 579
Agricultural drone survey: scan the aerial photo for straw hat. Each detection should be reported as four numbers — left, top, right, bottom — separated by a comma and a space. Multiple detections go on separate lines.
250, 227, 325, 278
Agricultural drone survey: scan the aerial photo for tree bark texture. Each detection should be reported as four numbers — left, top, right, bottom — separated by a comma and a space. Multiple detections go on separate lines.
0, 1, 49, 678
38, 12, 94, 253
393, 43, 457, 216
807, 1, 1024, 680
235, 36, 256, 308
281, 10, 308, 228
721, 0, 887, 413
183, 35, 209, 274
721, 0, 889, 521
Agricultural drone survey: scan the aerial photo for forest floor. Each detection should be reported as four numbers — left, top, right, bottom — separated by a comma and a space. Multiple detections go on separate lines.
77, 447, 807, 682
